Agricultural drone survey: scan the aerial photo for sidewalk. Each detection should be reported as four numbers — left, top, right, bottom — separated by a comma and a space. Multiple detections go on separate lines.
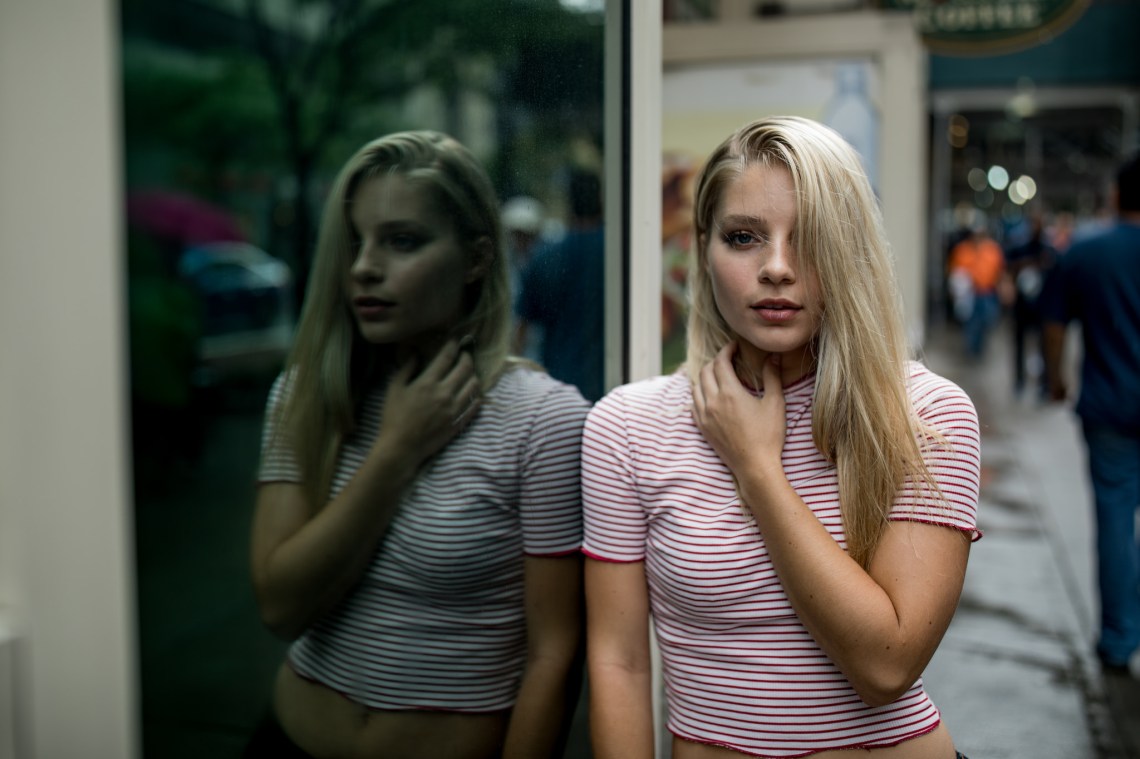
922, 321, 1140, 759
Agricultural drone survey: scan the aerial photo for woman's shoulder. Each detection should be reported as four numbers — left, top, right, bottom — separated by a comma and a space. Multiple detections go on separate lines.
493, 362, 591, 410
590, 371, 691, 421
265, 366, 299, 410
905, 360, 977, 420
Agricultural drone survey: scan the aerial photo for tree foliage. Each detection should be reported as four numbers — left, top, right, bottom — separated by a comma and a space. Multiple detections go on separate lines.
121, 0, 605, 294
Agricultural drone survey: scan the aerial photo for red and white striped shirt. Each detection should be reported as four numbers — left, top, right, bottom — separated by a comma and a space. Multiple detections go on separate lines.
582, 362, 981, 757
259, 365, 589, 712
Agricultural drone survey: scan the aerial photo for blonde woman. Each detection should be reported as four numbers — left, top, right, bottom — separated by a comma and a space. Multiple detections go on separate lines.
248, 131, 589, 759
583, 116, 980, 759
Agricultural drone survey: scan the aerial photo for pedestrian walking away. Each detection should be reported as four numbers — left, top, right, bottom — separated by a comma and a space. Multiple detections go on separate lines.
1042, 153, 1140, 679
948, 220, 1006, 358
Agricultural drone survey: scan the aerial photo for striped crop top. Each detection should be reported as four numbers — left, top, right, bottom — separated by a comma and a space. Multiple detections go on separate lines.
581, 362, 981, 757
259, 365, 590, 712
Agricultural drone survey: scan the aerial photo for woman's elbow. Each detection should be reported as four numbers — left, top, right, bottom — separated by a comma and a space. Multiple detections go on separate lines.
527, 646, 577, 676
253, 589, 309, 641
849, 666, 919, 708
262, 614, 307, 642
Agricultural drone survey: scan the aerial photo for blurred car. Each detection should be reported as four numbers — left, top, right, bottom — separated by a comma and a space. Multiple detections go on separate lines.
177, 242, 295, 387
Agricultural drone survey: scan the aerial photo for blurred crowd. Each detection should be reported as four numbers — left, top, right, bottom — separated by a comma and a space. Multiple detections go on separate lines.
944, 205, 1112, 396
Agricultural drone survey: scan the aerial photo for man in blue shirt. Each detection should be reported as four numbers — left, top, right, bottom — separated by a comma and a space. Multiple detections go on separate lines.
516, 169, 605, 402
1042, 154, 1140, 677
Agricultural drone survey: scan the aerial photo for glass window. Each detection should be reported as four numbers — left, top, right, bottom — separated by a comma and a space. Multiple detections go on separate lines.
120, 2, 606, 754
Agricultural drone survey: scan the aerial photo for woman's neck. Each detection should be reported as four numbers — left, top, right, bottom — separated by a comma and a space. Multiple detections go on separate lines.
734, 343, 816, 388
361, 332, 454, 382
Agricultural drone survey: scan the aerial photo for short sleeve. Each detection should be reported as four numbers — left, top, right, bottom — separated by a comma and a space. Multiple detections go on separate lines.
519, 378, 591, 556
258, 371, 304, 484
581, 387, 648, 562
890, 368, 982, 541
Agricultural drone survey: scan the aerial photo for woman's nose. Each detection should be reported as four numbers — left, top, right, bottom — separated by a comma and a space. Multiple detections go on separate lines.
350, 244, 384, 282
758, 238, 796, 284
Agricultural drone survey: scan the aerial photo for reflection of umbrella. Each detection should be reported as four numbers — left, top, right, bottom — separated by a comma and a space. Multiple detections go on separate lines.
127, 189, 245, 247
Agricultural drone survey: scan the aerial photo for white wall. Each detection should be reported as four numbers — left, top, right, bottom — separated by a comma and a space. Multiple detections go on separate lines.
663, 11, 929, 345
0, 1, 138, 757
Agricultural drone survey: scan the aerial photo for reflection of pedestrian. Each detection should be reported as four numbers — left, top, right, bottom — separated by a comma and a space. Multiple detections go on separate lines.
584, 117, 980, 758
1042, 154, 1140, 678
948, 222, 1005, 357
501, 195, 546, 361
516, 169, 605, 401
247, 132, 589, 758
1004, 216, 1055, 396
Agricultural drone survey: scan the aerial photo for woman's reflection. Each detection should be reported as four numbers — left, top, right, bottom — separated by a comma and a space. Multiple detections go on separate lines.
247, 131, 590, 759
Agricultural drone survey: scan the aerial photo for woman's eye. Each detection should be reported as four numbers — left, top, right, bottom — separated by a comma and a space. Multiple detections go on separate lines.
725, 231, 758, 248
388, 233, 423, 252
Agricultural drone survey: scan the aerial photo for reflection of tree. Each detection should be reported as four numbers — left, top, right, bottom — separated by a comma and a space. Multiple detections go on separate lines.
122, 0, 603, 307
244, 0, 394, 303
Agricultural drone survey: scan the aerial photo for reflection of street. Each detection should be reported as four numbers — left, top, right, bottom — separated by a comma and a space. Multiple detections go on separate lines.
922, 320, 1140, 758
134, 383, 286, 758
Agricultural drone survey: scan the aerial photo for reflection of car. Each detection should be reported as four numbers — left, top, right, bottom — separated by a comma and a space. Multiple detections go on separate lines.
177, 242, 295, 386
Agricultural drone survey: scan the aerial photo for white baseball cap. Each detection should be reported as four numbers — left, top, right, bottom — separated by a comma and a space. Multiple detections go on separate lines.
501, 196, 544, 234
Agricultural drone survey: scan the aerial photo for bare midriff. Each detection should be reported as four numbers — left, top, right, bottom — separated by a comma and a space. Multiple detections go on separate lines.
673, 721, 957, 759
273, 663, 510, 759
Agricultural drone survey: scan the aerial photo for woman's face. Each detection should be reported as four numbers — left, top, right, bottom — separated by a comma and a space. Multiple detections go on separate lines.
705, 162, 823, 379
346, 174, 483, 349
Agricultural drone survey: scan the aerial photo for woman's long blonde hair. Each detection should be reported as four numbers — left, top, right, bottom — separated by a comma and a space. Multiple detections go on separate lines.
278, 131, 511, 506
685, 116, 939, 567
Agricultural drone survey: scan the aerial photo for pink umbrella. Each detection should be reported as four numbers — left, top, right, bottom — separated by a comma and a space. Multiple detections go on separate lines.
126, 189, 246, 247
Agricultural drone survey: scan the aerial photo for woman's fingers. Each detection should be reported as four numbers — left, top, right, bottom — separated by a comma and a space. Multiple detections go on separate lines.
695, 359, 719, 416
419, 339, 462, 382
453, 374, 483, 429
443, 344, 476, 386
712, 341, 740, 386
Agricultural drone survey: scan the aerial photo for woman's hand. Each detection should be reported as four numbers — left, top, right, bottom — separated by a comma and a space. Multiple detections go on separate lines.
691, 342, 786, 478
378, 339, 482, 467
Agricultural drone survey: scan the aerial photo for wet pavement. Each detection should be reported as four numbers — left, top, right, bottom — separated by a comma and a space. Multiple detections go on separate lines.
922, 320, 1140, 759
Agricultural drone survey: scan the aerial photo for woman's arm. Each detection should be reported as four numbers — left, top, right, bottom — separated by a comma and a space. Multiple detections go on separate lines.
251, 341, 481, 640
250, 442, 419, 640
585, 558, 655, 759
693, 345, 973, 706
502, 555, 584, 759
733, 484, 968, 706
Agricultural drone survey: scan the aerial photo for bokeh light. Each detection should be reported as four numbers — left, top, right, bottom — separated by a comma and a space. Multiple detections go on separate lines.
947, 114, 970, 148
967, 167, 988, 191
987, 165, 1010, 191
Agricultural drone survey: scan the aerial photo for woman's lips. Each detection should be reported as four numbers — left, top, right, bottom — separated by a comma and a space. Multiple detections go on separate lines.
354, 296, 395, 319
752, 300, 801, 322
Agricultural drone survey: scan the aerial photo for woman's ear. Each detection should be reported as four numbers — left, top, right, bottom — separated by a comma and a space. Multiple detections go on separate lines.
466, 236, 493, 283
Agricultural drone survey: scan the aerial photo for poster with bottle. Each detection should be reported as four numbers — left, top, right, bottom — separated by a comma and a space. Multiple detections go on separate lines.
660, 58, 881, 370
